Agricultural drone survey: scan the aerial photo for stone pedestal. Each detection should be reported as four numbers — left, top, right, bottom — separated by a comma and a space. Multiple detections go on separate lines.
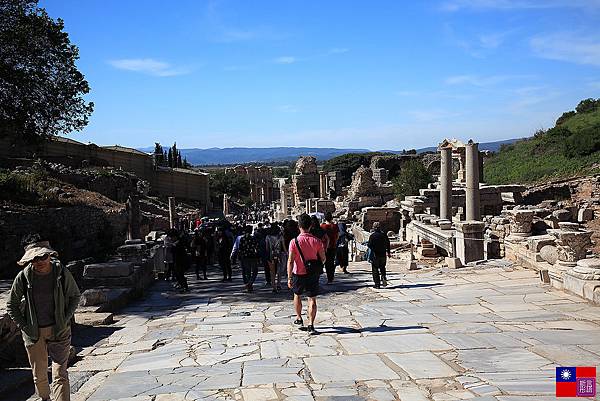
563, 258, 600, 303
465, 142, 481, 221
507, 210, 534, 240
455, 221, 485, 264
439, 147, 452, 221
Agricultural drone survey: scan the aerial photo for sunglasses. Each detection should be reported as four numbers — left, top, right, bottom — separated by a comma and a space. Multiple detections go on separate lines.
32, 254, 50, 263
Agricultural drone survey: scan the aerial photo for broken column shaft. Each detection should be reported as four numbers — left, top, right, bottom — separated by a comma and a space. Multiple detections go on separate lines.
465, 142, 481, 221
439, 146, 452, 220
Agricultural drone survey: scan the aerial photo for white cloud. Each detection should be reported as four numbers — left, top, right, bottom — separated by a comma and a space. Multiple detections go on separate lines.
108, 58, 190, 77
441, 0, 600, 12
277, 105, 300, 113
445, 74, 523, 86
329, 48, 350, 54
530, 32, 600, 66
274, 56, 297, 64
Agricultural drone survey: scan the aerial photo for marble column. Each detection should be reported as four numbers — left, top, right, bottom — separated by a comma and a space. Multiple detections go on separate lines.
439, 146, 452, 220
168, 196, 177, 229
223, 194, 230, 216
455, 221, 485, 264
126, 194, 140, 240
465, 142, 481, 221
319, 172, 329, 199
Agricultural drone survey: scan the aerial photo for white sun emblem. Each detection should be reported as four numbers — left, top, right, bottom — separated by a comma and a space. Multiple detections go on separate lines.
561, 369, 572, 380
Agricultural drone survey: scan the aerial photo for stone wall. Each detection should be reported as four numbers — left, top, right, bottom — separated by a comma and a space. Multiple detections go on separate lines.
0, 136, 210, 206
0, 204, 127, 278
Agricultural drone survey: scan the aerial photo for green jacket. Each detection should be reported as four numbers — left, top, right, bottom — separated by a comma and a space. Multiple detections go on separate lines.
6, 258, 81, 346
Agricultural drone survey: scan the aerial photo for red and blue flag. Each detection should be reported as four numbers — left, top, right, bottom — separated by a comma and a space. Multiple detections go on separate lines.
556, 366, 596, 397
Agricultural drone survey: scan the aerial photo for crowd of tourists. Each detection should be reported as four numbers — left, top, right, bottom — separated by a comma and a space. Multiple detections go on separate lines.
5, 212, 392, 400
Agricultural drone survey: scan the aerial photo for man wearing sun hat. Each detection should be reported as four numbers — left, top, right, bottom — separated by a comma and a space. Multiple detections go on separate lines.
6, 234, 80, 401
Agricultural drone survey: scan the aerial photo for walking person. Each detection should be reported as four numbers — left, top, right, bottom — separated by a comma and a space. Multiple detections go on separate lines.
191, 230, 208, 280
255, 223, 271, 287
7, 235, 81, 401
163, 231, 175, 281
169, 229, 190, 292
266, 223, 286, 293
336, 222, 354, 274
320, 212, 339, 284
367, 222, 391, 289
288, 214, 326, 335
216, 227, 233, 281
231, 225, 260, 292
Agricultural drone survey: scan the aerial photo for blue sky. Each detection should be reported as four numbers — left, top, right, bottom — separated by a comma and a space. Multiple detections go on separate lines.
41, 0, 600, 150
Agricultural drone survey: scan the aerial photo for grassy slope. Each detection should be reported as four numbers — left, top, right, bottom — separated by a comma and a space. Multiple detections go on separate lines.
484, 108, 600, 185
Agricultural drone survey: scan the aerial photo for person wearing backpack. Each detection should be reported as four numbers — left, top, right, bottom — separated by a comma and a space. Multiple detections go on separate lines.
266, 223, 286, 293
320, 212, 339, 284
367, 222, 391, 289
287, 214, 326, 335
7, 234, 81, 401
233, 225, 260, 292
336, 222, 354, 274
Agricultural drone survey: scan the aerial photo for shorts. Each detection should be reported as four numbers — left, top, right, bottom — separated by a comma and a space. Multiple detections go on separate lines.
291, 273, 319, 297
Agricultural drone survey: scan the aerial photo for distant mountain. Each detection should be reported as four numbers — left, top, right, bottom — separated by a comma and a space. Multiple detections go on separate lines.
137, 147, 370, 165
137, 139, 523, 166
414, 138, 524, 154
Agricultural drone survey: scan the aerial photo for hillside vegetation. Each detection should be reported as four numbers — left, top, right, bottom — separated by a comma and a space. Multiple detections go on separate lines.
484, 98, 600, 184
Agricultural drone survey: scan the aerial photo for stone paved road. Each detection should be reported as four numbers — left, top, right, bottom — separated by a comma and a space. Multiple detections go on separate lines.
18, 259, 600, 400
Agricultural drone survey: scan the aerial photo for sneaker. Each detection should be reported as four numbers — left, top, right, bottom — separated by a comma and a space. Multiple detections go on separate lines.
373, 285, 380, 289
382, 279, 388, 287
307, 325, 318, 335
293, 318, 304, 326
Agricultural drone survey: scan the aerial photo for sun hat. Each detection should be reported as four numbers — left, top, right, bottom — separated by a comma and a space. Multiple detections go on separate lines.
18, 241, 58, 266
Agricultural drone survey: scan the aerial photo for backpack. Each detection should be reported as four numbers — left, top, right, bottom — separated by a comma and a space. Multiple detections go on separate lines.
239, 235, 259, 259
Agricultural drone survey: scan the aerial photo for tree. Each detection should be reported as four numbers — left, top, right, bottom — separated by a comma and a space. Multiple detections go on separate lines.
153, 143, 164, 165
575, 98, 600, 114
176, 151, 182, 168
209, 170, 251, 203
556, 111, 576, 126
392, 160, 433, 200
0, 0, 94, 143
167, 148, 173, 167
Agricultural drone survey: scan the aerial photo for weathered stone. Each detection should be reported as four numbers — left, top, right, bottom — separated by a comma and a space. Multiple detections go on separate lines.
508, 210, 534, 237
84, 262, 134, 278
578, 208, 595, 222
539, 245, 558, 265
75, 312, 114, 326
348, 166, 378, 199
570, 258, 600, 280
552, 209, 572, 222
445, 257, 463, 269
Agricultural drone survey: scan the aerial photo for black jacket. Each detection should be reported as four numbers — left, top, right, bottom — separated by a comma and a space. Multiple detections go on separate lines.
368, 230, 390, 258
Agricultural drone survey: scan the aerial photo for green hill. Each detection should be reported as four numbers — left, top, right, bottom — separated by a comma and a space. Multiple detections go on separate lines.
484, 98, 600, 184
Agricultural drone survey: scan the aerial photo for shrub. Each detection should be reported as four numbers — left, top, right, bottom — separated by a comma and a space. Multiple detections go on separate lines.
392, 160, 434, 200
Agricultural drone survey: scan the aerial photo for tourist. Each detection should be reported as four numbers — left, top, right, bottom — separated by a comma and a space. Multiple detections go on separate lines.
215, 227, 233, 281
169, 229, 190, 292
309, 215, 329, 282
191, 230, 208, 280
336, 222, 354, 274
367, 222, 391, 288
231, 225, 260, 292
7, 234, 81, 401
163, 230, 175, 280
288, 213, 326, 335
266, 222, 286, 293
205, 228, 215, 266
255, 222, 271, 287
320, 212, 339, 283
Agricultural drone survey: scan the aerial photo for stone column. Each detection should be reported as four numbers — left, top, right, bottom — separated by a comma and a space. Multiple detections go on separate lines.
319, 172, 329, 199
455, 221, 485, 264
168, 197, 177, 229
465, 142, 481, 221
223, 194, 230, 216
439, 146, 452, 220
126, 194, 140, 240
